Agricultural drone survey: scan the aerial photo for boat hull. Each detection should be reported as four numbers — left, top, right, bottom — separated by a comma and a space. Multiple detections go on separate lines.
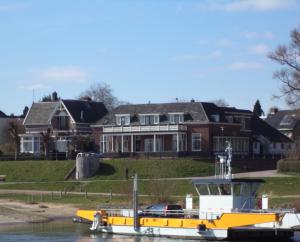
99, 225, 228, 240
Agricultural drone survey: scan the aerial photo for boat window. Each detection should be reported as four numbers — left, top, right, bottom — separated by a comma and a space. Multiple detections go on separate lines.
195, 184, 209, 195
219, 184, 231, 195
233, 184, 241, 196
250, 183, 261, 196
208, 184, 219, 195
241, 183, 251, 196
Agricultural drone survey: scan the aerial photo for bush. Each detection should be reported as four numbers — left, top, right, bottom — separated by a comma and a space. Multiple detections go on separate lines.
277, 159, 300, 173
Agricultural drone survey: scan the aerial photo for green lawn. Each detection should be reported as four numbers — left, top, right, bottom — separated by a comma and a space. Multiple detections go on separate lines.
93, 158, 215, 180
260, 176, 300, 196
0, 158, 215, 182
0, 160, 75, 182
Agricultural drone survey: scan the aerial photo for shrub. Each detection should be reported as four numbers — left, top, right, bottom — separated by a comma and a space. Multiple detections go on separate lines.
277, 159, 300, 173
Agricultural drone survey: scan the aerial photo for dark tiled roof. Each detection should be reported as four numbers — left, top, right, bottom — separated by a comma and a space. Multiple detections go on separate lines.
201, 102, 228, 122
96, 102, 209, 125
252, 115, 293, 143
24, 102, 59, 125
62, 100, 108, 123
265, 109, 300, 130
24, 100, 108, 125
0, 110, 7, 118
221, 107, 253, 115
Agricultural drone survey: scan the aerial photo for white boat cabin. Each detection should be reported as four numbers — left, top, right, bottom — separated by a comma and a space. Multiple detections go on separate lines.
192, 178, 264, 219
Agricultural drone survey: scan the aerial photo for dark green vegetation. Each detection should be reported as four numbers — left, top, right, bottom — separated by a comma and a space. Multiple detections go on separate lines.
277, 159, 300, 173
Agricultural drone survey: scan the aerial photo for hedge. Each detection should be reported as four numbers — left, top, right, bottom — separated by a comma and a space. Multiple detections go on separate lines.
277, 159, 300, 173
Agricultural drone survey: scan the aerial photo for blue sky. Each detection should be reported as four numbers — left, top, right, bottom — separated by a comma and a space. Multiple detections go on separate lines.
1, 0, 300, 115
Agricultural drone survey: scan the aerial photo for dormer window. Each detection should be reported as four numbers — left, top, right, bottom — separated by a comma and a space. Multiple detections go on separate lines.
116, 114, 130, 126
140, 114, 159, 125
169, 113, 184, 124
211, 114, 220, 122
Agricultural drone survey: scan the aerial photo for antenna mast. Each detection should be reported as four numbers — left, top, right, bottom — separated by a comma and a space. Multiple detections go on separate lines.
216, 141, 232, 179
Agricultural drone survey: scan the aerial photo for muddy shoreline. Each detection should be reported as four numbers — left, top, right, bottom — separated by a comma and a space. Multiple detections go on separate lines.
0, 199, 78, 226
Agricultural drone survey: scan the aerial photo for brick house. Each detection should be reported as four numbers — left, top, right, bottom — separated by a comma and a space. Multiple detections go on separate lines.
20, 99, 108, 155
92, 101, 293, 157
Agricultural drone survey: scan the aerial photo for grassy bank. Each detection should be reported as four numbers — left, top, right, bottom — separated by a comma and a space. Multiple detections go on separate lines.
93, 158, 215, 180
0, 158, 215, 182
0, 160, 74, 182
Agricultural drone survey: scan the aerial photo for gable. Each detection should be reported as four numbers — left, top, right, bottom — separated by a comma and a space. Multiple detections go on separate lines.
23, 102, 59, 125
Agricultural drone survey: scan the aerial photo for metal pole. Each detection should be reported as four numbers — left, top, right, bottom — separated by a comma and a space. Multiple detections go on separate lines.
133, 173, 139, 231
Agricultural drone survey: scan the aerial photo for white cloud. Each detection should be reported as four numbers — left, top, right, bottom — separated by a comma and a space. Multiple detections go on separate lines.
33, 66, 88, 83
171, 54, 203, 61
216, 38, 232, 47
18, 83, 50, 91
228, 61, 262, 70
250, 44, 269, 54
264, 31, 275, 39
243, 31, 275, 39
0, 3, 25, 12
223, 0, 297, 12
210, 50, 223, 58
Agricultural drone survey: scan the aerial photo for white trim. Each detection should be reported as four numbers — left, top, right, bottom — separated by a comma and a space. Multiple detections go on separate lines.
46, 102, 61, 124
115, 114, 131, 117
60, 100, 76, 124
22, 105, 33, 125
168, 112, 184, 115
138, 113, 160, 116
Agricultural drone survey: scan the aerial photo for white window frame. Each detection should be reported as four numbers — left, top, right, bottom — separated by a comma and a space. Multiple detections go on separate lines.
139, 114, 160, 125
169, 113, 184, 124
192, 133, 202, 151
116, 114, 130, 126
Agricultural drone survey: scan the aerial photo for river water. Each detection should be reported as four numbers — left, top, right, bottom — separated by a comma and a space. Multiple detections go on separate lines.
0, 220, 299, 242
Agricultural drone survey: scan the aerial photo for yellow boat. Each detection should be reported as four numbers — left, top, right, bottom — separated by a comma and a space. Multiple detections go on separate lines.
76, 143, 300, 240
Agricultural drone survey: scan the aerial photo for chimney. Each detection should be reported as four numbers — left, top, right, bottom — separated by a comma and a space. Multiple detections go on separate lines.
269, 107, 279, 115
52, 91, 58, 101
190, 99, 195, 103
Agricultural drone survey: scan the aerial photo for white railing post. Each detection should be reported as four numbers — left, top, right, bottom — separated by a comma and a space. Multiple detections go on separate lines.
154, 134, 156, 152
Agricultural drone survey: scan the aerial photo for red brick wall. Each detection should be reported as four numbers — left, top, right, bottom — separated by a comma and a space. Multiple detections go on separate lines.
91, 127, 103, 150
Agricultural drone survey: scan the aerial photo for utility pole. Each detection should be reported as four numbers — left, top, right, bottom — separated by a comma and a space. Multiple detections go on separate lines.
133, 173, 139, 231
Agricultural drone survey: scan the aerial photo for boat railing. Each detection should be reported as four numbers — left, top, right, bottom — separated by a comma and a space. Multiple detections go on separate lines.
231, 208, 296, 214
98, 208, 200, 218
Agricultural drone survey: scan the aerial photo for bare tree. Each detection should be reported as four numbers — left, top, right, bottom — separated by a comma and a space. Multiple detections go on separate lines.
40, 128, 52, 159
79, 82, 125, 110
8, 120, 25, 160
211, 98, 229, 107
268, 26, 300, 106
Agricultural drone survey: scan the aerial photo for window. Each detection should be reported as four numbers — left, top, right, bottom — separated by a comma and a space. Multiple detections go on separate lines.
100, 135, 109, 153
144, 138, 154, 152
58, 116, 67, 130
211, 115, 220, 122
213, 136, 249, 154
140, 114, 159, 125
21, 136, 40, 154
116, 115, 130, 126
281, 143, 284, 150
273, 143, 276, 149
169, 113, 184, 124
192, 133, 201, 151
